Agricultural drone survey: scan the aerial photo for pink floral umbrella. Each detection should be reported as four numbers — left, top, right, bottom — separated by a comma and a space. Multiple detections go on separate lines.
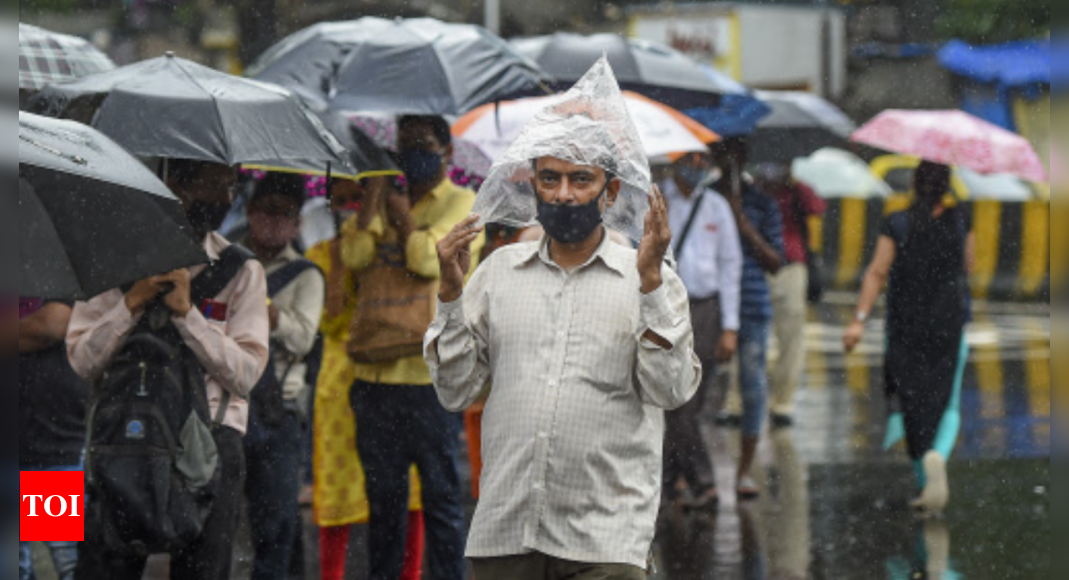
852, 110, 1048, 183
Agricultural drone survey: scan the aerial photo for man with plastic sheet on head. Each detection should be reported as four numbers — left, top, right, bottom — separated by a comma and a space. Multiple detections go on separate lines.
424, 58, 701, 579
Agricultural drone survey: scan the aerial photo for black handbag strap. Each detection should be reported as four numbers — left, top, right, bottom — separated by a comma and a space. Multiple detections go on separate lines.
191, 244, 253, 427
191, 245, 254, 305
674, 190, 706, 259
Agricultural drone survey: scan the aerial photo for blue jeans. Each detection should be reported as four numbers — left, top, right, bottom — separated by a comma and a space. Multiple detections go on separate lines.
739, 319, 771, 437
351, 381, 467, 580
18, 463, 83, 580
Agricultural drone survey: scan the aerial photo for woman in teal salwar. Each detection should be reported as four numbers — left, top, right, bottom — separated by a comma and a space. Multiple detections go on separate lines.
844, 161, 972, 515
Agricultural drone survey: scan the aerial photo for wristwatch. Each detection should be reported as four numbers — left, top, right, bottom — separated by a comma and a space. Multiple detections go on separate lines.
855, 311, 869, 324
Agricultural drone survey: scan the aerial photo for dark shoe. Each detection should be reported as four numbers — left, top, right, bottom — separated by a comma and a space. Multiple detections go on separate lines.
715, 412, 742, 428
771, 413, 795, 429
685, 487, 720, 512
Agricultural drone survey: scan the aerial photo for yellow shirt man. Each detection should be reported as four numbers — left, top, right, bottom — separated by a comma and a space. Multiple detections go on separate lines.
341, 177, 485, 386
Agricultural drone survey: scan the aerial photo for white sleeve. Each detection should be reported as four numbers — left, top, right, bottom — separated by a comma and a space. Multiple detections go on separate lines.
713, 195, 743, 332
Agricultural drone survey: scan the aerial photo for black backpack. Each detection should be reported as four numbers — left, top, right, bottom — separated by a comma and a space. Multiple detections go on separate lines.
247, 258, 323, 432
85, 246, 252, 557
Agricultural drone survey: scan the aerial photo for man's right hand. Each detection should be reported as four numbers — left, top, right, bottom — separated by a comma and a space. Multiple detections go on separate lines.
715, 331, 739, 363
124, 277, 164, 315
436, 214, 483, 304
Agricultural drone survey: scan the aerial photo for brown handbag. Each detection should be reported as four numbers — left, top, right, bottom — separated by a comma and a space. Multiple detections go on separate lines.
347, 242, 439, 364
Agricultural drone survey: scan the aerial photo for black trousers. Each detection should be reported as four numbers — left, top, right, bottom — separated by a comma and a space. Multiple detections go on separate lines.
663, 296, 721, 495
351, 380, 467, 580
75, 427, 246, 580
244, 409, 303, 580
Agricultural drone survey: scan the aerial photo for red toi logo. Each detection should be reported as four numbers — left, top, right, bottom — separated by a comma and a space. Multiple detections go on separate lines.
20, 471, 85, 542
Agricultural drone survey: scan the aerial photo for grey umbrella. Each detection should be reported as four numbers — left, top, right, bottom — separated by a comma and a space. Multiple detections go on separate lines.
747, 91, 857, 163
510, 33, 724, 110
28, 53, 357, 178
247, 17, 551, 115
17, 111, 208, 300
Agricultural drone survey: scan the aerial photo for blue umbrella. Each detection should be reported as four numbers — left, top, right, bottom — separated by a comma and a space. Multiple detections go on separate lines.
684, 65, 771, 137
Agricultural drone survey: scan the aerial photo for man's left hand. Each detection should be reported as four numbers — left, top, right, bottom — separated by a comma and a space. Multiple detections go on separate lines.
637, 185, 672, 294
160, 269, 193, 318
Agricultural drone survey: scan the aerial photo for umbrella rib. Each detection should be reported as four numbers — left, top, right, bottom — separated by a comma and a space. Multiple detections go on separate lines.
173, 59, 235, 164
19, 133, 89, 166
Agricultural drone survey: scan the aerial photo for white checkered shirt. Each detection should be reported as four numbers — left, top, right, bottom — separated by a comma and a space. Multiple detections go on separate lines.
425, 234, 702, 569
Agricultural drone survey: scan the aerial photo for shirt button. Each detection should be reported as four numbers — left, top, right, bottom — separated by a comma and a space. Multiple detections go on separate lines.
538, 432, 548, 439
556, 331, 565, 339
533, 483, 543, 491
548, 380, 556, 387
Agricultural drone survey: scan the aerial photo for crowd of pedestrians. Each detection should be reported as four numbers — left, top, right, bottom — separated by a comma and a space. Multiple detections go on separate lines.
19, 53, 991, 580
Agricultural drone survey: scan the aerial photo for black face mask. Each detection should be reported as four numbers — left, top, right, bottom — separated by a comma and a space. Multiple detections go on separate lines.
185, 200, 231, 240
536, 183, 608, 245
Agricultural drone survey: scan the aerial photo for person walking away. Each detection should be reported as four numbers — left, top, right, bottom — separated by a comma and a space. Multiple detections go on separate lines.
240, 173, 326, 580
307, 177, 426, 580
844, 162, 970, 515
754, 164, 826, 428
19, 299, 88, 580
340, 115, 482, 580
69, 159, 270, 580
426, 60, 702, 578
711, 138, 785, 501
660, 153, 743, 510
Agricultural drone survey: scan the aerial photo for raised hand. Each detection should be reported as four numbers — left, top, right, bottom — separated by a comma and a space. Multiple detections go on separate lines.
637, 185, 672, 294
436, 214, 484, 303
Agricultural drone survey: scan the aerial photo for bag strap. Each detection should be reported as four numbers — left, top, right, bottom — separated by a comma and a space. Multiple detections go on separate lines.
674, 190, 706, 259
191, 245, 254, 306
266, 258, 321, 298
191, 245, 252, 428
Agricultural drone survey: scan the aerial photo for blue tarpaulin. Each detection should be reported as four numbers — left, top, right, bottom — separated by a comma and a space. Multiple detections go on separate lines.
938, 39, 1052, 92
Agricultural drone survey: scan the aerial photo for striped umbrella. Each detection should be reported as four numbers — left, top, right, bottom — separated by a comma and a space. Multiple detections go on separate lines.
19, 23, 114, 90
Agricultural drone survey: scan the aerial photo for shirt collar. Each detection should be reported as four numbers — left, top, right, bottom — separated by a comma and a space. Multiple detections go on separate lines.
514, 229, 627, 277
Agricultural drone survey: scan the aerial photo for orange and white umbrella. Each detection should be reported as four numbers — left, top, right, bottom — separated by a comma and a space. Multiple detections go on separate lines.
454, 91, 719, 164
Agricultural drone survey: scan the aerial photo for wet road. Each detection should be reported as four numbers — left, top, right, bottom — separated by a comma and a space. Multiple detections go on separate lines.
30, 297, 1050, 580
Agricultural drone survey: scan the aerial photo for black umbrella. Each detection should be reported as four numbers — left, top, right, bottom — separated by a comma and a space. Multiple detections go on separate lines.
746, 91, 857, 163
17, 112, 207, 300
510, 33, 723, 110
28, 53, 357, 178
247, 17, 552, 116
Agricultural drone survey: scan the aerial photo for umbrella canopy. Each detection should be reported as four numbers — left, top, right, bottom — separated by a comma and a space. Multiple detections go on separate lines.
19, 23, 115, 91
454, 91, 719, 164
17, 112, 207, 300
957, 167, 1037, 202
747, 91, 856, 163
248, 17, 551, 116
28, 53, 357, 178
852, 109, 1048, 183
510, 33, 724, 110
792, 148, 892, 199
680, 64, 772, 137
350, 112, 494, 181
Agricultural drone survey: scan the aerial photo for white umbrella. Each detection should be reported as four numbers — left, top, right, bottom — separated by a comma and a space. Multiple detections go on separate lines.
453, 90, 719, 164
956, 168, 1036, 202
792, 148, 892, 199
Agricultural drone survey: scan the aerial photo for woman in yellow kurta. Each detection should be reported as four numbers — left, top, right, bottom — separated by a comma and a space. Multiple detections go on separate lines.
307, 180, 424, 580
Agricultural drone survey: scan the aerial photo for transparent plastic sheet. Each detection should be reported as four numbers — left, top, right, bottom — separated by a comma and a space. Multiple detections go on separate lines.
472, 56, 652, 243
